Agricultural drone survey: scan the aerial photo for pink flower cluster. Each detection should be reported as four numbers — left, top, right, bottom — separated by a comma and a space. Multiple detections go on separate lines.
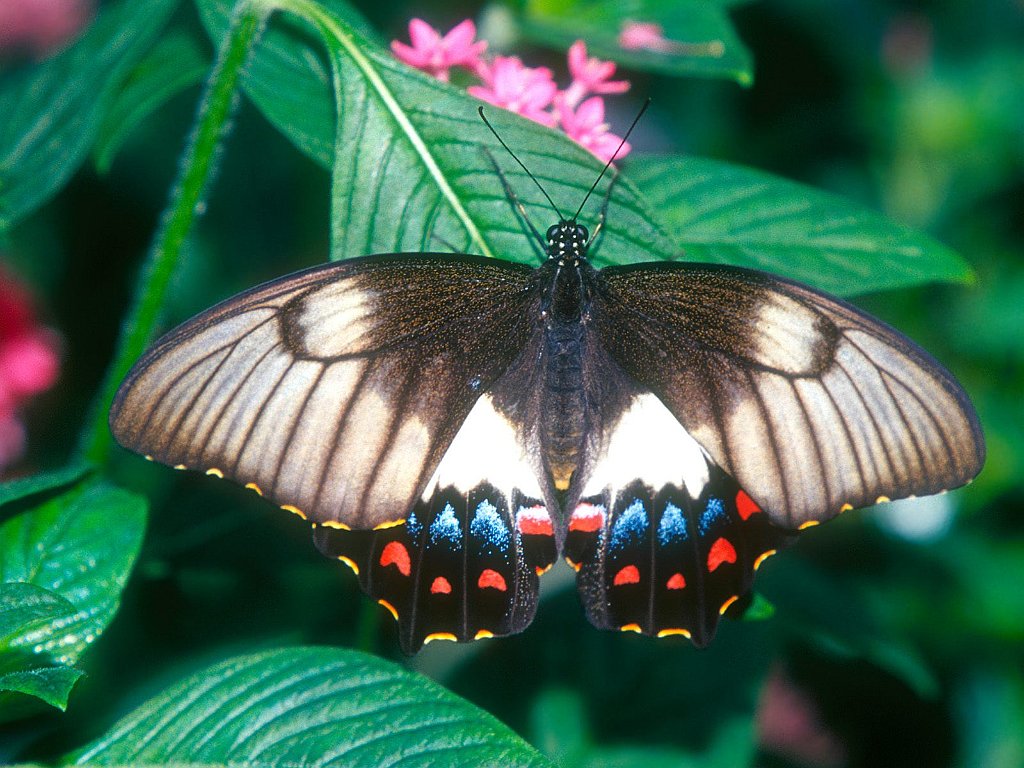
0, 0, 93, 58
391, 19, 632, 162
0, 267, 60, 474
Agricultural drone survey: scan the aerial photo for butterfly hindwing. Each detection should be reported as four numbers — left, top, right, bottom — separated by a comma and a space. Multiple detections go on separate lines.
592, 262, 985, 529
566, 392, 795, 646
110, 254, 536, 530
314, 393, 558, 653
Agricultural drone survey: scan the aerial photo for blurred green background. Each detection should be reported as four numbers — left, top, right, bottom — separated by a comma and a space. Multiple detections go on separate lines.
1, 0, 1022, 766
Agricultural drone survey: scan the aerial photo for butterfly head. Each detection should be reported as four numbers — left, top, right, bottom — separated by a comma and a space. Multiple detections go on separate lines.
546, 221, 590, 264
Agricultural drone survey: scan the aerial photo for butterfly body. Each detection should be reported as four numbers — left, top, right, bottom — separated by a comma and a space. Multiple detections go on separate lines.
111, 216, 983, 653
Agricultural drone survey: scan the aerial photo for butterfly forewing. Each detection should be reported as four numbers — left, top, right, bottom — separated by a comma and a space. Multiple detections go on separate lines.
591, 263, 985, 529
110, 254, 537, 529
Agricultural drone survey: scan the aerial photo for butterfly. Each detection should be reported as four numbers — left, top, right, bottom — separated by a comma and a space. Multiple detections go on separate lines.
109, 130, 984, 654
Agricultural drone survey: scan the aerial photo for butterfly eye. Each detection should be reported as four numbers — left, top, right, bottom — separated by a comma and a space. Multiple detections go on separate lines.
575, 224, 589, 241
546, 225, 560, 241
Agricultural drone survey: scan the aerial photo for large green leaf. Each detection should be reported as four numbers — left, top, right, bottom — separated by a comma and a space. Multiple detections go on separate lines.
0, 0, 179, 231
0, 463, 89, 509
196, 0, 378, 169
69, 646, 554, 767
93, 31, 211, 174
198, 0, 675, 268
0, 479, 146, 666
625, 153, 974, 295
522, 0, 753, 85
0, 582, 84, 712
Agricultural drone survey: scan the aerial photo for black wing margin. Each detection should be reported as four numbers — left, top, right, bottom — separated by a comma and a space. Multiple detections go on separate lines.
592, 262, 985, 529
110, 254, 537, 530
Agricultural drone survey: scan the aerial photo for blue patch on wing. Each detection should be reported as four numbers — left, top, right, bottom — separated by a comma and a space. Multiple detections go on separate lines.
429, 502, 461, 545
698, 497, 726, 536
406, 509, 422, 539
610, 499, 649, 551
657, 502, 688, 545
470, 500, 510, 553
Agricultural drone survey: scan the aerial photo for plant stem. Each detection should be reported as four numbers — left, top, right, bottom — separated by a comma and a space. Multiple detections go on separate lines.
79, 0, 269, 466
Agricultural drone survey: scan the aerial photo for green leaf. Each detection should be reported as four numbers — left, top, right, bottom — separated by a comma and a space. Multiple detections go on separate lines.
0, 463, 90, 508
69, 646, 554, 767
0, 583, 84, 712
0, 0, 179, 231
625, 153, 975, 295
196, 0, 379, 169
521, 0, 753, 85
93, 32, 211, 174
201, 0, 674, 268
0, 480, 146, 665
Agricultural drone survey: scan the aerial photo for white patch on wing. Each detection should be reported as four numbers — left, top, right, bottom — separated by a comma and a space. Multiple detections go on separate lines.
582, 392, 710, 507
296, 279, 377, 357
423, 393, 545, 504
753, 293, 822, 373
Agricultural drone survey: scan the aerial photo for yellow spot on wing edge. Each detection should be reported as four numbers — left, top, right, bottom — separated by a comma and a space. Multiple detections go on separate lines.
875, 495, 891, 504
245, 482, 263, 496
798, 520, 820, 530
205, 467, 224, 478
474, 629, 494, 640
173, 464, 186, 471
424, 632, 458, 645
719, 595, 740, 615
377, 599, 398, 621
840, 503, 853, 512
337, 556, 359, 575
321, 520, 351, 530
657, 628, 691, 639
535, 564, 552, 576
620, 623, 642, 634
373, 519, 405, 530
144, 454, 154, 462
280, 504, 307, 520
565, 558, 582, 572
753, 550, 777, 571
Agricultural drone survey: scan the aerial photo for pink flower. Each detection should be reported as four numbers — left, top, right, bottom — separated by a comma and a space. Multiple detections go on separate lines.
0, 266, 60, 474
468, 56, 558, 127
561, 41, 629, 110
558, 97, 630, 163
618, 21, 674, 52
0, 0, 93, 58
390, 18, 487, 82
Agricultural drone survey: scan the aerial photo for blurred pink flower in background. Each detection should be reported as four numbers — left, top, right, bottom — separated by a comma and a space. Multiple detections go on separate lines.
0, 266, 60, 474
558, 96, 630, 163
392, 18, 633, 162
618, 21, 674, 52
757, 666, 847, 768
0, 0, 93, 58
469, 56, 558, 127
561, 40, 630, 110
390, 18, 487, 82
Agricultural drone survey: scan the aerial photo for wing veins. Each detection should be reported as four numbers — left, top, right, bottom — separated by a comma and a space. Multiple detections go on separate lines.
268, 363, 328, 500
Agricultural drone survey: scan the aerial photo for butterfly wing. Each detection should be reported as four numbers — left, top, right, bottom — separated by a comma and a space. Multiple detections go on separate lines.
591, 262, 985, 529
109, 254, 539, 529
563, 387, 795, 646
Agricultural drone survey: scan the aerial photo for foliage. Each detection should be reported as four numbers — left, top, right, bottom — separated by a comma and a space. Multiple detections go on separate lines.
0, 0, 1020, 766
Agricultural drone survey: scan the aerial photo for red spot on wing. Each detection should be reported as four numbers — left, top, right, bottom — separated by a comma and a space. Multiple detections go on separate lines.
478, 568, 507, 591
666, 572, 686, 590
430, 576, 452, 594
569, 503, 605, 532
517, 506, 553, 536
613, 565, 640, 586
736, 490, 761, 520
707, 537, 737, 572
379, 541, 411, 576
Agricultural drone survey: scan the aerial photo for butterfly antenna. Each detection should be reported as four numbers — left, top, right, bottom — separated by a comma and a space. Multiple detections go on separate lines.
479, 106, 564, 220
571, 98, 650, 222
